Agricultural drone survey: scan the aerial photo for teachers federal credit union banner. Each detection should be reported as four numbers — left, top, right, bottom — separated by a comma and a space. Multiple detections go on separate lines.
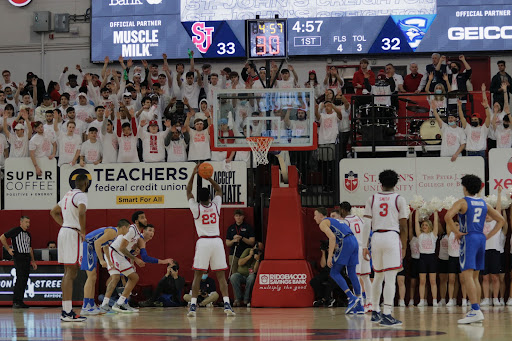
340, 157, 485, 205
4, 158, 58, 210
60, 162, 248, 209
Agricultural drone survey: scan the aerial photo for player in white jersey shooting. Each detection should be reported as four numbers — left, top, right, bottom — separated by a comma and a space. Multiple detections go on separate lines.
186, 164, 235, 317
333, 201, 373, 313
362, 169, 408, 327
50, 174, 89, 322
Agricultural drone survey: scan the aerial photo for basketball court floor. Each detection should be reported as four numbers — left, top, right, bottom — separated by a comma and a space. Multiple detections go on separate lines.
2, 306, 511, 340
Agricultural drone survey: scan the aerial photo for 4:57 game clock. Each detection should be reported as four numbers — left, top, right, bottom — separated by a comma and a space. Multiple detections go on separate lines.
247, 19, 287, 59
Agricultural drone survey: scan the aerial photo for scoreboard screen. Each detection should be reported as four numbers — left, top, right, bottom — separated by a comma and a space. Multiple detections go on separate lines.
91, 0, 512, 61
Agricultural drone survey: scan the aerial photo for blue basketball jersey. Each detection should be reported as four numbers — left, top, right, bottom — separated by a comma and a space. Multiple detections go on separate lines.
458, 197, 487, 234
84, 227, 118, 246
325, 218, 353, 249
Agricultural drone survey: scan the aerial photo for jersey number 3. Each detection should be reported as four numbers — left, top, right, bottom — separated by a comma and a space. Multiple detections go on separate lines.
379, 203, 388, 217
202, 213, 217, 225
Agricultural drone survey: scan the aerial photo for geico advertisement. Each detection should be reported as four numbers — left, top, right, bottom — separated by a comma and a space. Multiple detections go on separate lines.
60, 163, 197, 209
417, 5, 512, 52
4, 158, 57, 210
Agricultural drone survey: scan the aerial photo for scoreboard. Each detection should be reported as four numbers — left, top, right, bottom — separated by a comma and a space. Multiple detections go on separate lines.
91, 0, 512, 61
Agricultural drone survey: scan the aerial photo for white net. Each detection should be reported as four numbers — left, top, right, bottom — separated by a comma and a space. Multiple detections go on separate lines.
246, 137, 274, 166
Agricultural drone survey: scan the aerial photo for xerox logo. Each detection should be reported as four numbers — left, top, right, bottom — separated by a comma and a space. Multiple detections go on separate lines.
109, 0, 161, 6
448, 26, 512, 40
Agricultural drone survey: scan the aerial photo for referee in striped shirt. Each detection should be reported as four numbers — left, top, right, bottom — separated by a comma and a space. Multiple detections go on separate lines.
0, 216, 37, 308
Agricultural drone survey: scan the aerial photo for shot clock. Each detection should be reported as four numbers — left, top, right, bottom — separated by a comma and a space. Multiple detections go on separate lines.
247, 19, 287, 59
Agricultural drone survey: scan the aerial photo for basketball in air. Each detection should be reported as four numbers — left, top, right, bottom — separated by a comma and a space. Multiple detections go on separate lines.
198, 162, 214, 179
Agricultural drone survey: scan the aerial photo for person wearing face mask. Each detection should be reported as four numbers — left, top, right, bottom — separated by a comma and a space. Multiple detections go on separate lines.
426, 72, 451, 117
431, 101, 466, 162
491, 85, 512, 148
183, 272, 219, 307
447, 55, 472, 115
459, 84, 491, 157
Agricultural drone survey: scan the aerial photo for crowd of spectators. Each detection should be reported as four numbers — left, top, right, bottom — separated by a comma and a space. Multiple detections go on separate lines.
0, 54, 510, 178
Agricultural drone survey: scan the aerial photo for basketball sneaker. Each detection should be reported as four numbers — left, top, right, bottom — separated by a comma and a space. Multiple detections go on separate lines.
345, 297, 358, 314
458, 309, 484, 324
224, 302, 236, 316
371, 311, 382, 323
364, 302, 373, 313
355, 300, 365, 315
80, 305, 100, 316
99, 304, 113, 314
61, 310, 87, 322
446, 299, 456, 307
326, 298, 336, 308
379, 314, 402, 327
112, 302, 136, 313
188, 304, 197, 317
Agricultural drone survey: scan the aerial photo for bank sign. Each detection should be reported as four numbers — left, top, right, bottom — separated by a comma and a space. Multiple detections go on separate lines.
60, 162, 247, 209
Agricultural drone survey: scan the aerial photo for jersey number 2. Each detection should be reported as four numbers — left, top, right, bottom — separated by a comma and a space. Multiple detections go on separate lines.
379, 203, 388, 217
473, 207, 482, 223
202, 213, 217, 225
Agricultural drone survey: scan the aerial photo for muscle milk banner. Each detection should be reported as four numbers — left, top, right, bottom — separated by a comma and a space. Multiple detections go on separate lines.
340, 156, 485, 205
4, 158, 57, 210
60, 163, 196, 209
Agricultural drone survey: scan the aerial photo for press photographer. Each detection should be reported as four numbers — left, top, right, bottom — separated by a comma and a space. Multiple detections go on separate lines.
140, 260, 185, 307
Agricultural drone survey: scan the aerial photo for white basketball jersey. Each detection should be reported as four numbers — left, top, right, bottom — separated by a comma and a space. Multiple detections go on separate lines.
364, 192, 408, 233
58, 189, 88, 229
344, 215, 364, 246
189, 196, 222, 237
110, 224, 141, 251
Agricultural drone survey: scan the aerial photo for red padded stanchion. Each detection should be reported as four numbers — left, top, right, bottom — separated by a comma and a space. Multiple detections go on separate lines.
252, 166, 314, 307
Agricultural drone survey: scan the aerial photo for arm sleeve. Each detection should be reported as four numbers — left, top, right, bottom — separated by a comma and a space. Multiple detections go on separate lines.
139, 248, 158, 263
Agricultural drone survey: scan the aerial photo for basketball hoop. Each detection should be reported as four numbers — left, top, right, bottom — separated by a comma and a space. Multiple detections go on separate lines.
246, 136, 274, 166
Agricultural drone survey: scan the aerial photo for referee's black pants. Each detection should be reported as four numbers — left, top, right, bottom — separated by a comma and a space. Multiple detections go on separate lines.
13, 254, 31, 304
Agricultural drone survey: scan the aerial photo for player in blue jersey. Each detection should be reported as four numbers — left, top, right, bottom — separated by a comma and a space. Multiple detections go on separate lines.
80, 219, 131, 315
314, 207, 363, 314
445, 174, 505, 324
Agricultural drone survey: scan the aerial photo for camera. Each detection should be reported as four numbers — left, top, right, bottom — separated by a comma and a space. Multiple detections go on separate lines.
253, 249, 260, 255
320, 240, 329, 251
169, 264, 179, 271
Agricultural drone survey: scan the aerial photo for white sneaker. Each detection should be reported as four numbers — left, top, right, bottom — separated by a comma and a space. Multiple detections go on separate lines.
439, 299, 446, 306
458, 309, 484, 324
507, 298, 512, 306
493, 298, 500, 306
80, 306, 100, 316
112, 303, 136, 314
364, 302, 373, 313
446, 299, 456, 307
433, 300, 438, 307
399, 300, 405, 307
408, 300, 414, 306
417, 300, 426, 307
499, 298, 505, 306
480, 298, 490, 306
462, 299, 468, 307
